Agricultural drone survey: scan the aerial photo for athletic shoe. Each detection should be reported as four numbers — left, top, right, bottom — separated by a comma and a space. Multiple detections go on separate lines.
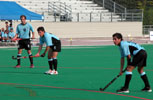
117, 87, 129, 93
141, 87, 152, 92
54, 71, 58, 75
44, 70, 53, 74
48, 70, 58, 75
49, 70, 56, 75
30, 64, 34, 68
14, 65, 21, 68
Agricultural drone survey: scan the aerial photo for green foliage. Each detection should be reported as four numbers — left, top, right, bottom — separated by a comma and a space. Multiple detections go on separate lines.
113, 0, 153, 25
143, 6, 153, 25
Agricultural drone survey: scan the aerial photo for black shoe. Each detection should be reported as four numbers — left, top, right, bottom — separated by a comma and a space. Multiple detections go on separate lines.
117, 87, 129, 93
141, 87, 152, 92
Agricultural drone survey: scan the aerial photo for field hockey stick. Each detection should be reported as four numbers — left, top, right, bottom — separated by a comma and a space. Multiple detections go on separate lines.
12, 55, 40, 60
12, 56, 27, 60
12, 38, 36, 42
99, 68, 127, 91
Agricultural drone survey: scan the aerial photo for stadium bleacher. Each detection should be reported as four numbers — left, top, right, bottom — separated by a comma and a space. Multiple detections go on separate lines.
2, 0, 121, 22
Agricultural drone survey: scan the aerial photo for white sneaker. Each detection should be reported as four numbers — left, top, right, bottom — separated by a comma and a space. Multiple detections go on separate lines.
54, 71, 58, 75
44, 70, 52, 74
49, 70, 58, 75
49, 70, 55, 75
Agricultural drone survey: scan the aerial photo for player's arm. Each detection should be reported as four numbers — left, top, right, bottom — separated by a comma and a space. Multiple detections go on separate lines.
30, 24, 35, 39
41, 46, 50, 57
35, 45, 43, 57
31, 32, 35, 39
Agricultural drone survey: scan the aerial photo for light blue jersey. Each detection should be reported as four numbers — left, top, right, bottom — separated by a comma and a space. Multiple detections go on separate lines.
8, 27, 13, 32
119, 41, 144, 57
39, 32, 60, 46
1, 32, 5, 37
16, 23, 34, 39
4, 33, 8, 38
9, 32, 15, 38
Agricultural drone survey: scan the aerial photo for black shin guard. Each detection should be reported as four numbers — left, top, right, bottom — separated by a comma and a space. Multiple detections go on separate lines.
53, 59, 58, 71
17, 55, 21, 65
124, 74, 132, 89
48, 60, 53, 70
141, 74, 150, 87
29, 54, 33, 65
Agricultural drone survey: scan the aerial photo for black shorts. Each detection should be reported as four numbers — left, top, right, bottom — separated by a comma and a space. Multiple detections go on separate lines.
50, 40, 61, 52
129, 50, 147, 67
18, 39, 31, 50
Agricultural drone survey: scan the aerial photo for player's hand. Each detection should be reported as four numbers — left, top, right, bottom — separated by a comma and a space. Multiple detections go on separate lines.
40, 53, 45, 57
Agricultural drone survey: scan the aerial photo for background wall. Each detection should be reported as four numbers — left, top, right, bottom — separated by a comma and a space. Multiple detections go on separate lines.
0, 22, 142, 38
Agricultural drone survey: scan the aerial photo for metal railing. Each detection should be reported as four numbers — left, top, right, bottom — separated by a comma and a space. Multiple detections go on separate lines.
48, 1, 72, 21
93, 0, 126, 13
13, 0, 143, 22
143, 25, 153, 35
45, 12, 143, 22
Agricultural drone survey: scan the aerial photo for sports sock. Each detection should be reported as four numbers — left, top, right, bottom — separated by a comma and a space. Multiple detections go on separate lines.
141, 72, 150, 87
53, 58, 58, 71
29, 54, 33, 65
124, 71, 132, 89
17, 54, 21, 65
48, 59, 53, 70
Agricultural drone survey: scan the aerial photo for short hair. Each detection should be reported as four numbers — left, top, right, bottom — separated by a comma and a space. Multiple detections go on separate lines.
37, 26, 45, 32
20, 15, 26, 19
112, 33, 123, 40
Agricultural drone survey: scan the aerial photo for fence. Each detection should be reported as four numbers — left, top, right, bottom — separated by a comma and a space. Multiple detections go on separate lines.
46, 0, 143, 22
48, 1, 72, 21
143, 25, 153, 35
93, 0, 126, 13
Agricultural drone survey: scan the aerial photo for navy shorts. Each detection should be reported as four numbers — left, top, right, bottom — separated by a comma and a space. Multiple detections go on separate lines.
129, 50, 147, 67
50, 40, 61, 52
18, 39, 31, 50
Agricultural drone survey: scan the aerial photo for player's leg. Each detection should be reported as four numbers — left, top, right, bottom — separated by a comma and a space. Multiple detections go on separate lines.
24, 39, 34, 68
27, 50, 34, 68
124, 66, 134, 88
15, 40, 24, 68
52, 41, 61, 75
15, 49, 22, 68
137, 50, 152, 92
45, 48, 54, 74
138, 67, 152, 92
117, 66, 135, 93
52, 52, 58, 74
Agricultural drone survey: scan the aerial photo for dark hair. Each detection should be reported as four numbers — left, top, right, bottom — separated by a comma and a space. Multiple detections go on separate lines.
112, 33, 123, 40
20, 15, 26, 19
37, 26, 45, 32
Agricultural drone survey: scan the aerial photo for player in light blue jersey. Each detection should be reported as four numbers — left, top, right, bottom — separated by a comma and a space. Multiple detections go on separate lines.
35, 26, 61, 75
8, 28, 15, 41
112, 33, 151, 93
1, 28, 5, 42
12, 15, 35, 68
